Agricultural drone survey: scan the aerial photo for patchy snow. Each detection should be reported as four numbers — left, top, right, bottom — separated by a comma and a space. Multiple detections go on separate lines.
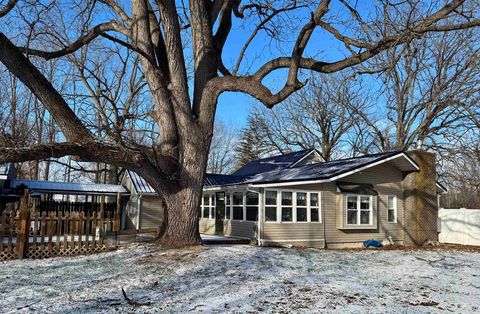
1, 245, 479, 313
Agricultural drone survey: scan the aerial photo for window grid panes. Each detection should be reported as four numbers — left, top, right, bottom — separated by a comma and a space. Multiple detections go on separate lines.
246, 191, 259, 221
345, 195, 372, 225
264, 190, 321, 223
232, 192, 243, 220
201, 194, 214, 219
387, 195, 396, 223
281, 192, 293, 222
225, 193, 231, 220
265, 191, 277, 222
296, 192, 307, 222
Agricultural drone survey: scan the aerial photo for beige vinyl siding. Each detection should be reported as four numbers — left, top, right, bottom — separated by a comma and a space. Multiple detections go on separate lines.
224, 220, 257, 239
322, 161, 405, 245
199, 218, 216, 235
261, 223, 324, 248
139, 196, 163, 230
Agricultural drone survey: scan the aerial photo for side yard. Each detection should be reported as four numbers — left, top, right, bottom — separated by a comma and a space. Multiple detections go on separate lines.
0, 244, 479, 313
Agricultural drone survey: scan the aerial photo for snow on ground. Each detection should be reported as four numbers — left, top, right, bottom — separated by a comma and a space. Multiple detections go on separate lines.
1, 244, 479, 313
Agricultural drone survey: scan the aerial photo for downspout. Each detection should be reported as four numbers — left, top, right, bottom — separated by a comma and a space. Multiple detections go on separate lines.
258, 188, 264, 246
322, 190, 326, 249
137, 195, 142, 230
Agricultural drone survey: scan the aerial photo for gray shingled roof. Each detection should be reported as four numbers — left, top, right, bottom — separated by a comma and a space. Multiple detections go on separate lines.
10, 179, 126, 195
246, 151, 404, 184
126, 151, 415, 193
233, 149, 314, 176
204, 174, 249, 187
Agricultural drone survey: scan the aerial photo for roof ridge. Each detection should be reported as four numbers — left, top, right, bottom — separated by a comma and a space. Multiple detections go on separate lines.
322, 150, 403, 164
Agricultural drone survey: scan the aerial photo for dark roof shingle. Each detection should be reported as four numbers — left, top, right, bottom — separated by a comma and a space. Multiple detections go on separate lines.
232, 149, 314, 176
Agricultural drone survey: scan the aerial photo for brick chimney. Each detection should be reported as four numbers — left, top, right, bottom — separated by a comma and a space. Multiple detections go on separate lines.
403, 150, 438, 245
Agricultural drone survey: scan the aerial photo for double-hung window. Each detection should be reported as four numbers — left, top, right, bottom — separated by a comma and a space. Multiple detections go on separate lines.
265, 191, 278, 222
225, 193, 231, 220
310, 193, 321, 222
346, 195, 372, 225
246, 192, 259, 221
201, 194, 215, 219
281, 192, 293, 222
232, 192, 244, 220
387, 196, 397, 223
202, 194, 210, 218
296, 192, 308, 222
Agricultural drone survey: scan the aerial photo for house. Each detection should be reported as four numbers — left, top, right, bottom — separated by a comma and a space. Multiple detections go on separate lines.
122, 149, 447, 248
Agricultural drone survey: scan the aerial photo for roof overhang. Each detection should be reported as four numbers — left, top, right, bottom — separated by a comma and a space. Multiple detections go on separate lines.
250, 152, 420, 188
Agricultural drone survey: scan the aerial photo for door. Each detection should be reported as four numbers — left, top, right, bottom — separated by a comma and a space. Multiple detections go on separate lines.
215, 192, 225, 234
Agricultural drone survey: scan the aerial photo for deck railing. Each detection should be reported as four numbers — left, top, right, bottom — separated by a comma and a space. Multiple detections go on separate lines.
0, 190, 121, 261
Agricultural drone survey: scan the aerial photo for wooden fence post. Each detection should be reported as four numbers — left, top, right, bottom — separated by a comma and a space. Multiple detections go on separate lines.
16, 189, 31, 259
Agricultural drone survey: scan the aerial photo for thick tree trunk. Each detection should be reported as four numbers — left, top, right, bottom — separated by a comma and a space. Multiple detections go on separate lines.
154, 129, 211, 248
156, 187, 203, 247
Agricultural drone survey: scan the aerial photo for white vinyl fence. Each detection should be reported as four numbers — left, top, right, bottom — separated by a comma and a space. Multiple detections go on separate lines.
438, 208, 480, 246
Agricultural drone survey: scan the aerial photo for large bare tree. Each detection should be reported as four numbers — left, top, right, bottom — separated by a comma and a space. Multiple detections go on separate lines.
352, 27, 480, 152
254, 73, 366, 160
0, 0, 479, 247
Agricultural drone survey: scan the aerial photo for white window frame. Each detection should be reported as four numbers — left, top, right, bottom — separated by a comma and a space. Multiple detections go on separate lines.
387, 195, 397, 223
222, 189, 260, 222
295, 191, 308, 223
264, 190, 278, 223
309, 192, 321, 223
201, 193, 215, 220
245, 191, 260, 222
264, 189, 322, 224
345, 194, 373, 226
231, 191, 245, 221
225, 192, 231, 220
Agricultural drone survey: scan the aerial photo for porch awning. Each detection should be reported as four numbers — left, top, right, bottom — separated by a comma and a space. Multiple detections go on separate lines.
336, 182, 378, 195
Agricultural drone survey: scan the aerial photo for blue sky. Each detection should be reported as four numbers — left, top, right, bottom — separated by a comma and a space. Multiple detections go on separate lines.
212, 1, 373, 129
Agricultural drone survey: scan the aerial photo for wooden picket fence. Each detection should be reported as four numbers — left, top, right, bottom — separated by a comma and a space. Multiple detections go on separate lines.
0, 190, 121, 261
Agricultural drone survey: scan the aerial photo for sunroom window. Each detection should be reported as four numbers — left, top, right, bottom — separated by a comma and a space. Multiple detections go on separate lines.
281, 192, 293, 222
296, 192, 307, 222
246, 191, 259, 221
232, 192, 243, 220
310, 193, 321, 222
225, 192, 231, 220
202, 195, 210, 218
265, 190, 277, 222
264, 190, 322, 223
346, 195, 372, 225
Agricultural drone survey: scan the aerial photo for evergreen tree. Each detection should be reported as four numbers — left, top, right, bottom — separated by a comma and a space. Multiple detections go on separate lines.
234, 112, 273, 169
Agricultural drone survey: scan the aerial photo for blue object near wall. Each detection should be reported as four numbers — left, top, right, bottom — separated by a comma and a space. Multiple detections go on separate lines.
363, 239, 383, 248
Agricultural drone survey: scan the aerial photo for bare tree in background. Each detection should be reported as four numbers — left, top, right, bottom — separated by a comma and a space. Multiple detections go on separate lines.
354, 28, 480, 152
255, 73, 367, 160
439, 133, 480, 208
0, 0, 479, 247
207, 120, 237, 174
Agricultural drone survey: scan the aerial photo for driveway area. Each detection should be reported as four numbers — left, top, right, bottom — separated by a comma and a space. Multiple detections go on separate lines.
0, 244, 479, 313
